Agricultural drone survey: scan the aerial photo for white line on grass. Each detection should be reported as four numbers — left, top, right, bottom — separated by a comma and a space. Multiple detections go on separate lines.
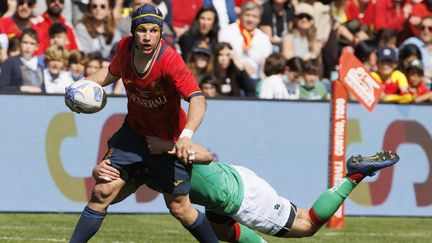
323, 232, 432, 237
0, 236, 67, 242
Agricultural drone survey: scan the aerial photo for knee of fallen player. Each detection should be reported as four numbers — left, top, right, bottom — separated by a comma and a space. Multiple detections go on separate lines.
284, 208, 320, 238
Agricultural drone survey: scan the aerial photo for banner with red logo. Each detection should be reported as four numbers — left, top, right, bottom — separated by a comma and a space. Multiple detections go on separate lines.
328, 80, 348, 229
339, 52, 381, 112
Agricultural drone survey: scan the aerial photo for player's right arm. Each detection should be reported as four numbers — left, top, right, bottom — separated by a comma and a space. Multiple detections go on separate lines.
86, 66, 120, 87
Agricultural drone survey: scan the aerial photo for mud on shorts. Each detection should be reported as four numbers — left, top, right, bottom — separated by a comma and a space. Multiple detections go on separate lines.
104, 121, 191, 195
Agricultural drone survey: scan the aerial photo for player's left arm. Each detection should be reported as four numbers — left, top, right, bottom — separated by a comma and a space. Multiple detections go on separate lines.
176, 95, 207, 164
164, 48, 207, 164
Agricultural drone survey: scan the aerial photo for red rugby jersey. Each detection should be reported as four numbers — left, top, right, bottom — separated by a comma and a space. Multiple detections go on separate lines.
109, 36, 202, 141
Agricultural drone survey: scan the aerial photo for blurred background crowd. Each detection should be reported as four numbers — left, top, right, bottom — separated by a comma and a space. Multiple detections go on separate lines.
1, 0, 432, 103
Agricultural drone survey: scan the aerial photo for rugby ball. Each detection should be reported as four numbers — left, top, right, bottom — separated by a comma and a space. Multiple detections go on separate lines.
65, 79, 107, 114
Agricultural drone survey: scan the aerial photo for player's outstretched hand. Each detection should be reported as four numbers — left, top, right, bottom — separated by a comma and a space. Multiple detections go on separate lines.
175, 137, 194, 165
64, 86, 82, 113
92, 160, 120, 182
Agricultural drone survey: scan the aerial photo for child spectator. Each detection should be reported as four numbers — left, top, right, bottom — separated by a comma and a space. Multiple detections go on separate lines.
199, 75, 220, 98
406, 59, 432, 103
48, 22, 70, 47
67, 50, 85, 81
354, 39, 377, 72
84, 51, 114, 93
43, 45, 73, 94
285, 57, 304, 100
375, 28, 398, 49
371, 47, 411, 103
0, 28, 44, 93
84, 51, 103, 77
256, 53, 289, 99
299, 59, 329, 100
399, 44, 422, 74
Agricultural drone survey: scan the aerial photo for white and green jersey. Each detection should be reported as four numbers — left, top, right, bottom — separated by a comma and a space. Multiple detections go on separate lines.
189, 162, 244, 215
190, 162, 296, 236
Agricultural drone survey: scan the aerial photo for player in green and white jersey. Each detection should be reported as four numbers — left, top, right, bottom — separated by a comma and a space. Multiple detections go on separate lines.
90, 136, 399, 242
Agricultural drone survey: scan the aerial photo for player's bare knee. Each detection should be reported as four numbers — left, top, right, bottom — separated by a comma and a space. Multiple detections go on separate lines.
91, 183, 115, 204
167, 200, 189, 219
287, 208, 320, 238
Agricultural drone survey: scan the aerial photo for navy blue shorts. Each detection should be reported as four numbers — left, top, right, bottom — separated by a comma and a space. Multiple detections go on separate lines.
104, 121, 191, 195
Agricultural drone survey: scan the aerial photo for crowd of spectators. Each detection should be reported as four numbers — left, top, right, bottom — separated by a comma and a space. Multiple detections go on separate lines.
1, 0, 432, 103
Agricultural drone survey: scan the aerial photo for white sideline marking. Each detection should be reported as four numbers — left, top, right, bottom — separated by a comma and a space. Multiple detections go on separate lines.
0, 236, 66, 242
323, 232, 432, 237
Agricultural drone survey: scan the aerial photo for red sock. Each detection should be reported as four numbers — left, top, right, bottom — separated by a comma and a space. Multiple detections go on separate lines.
308, 208, 326, 226
347, 173, 366, 184
230, 222, 241, 243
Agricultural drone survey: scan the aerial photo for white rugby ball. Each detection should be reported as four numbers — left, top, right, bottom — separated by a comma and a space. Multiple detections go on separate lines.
65, 79, 107, 114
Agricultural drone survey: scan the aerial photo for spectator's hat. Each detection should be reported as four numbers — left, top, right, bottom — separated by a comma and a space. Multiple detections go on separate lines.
0, 34, 8, 49
377, 47, 398, 62
406, 59, 424, 73
192, 41, 212, 56
131, 4, 163, 35
295, 3, 314, 19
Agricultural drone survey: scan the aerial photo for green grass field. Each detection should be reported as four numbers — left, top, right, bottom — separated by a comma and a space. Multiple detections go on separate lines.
0, 213, 431, 242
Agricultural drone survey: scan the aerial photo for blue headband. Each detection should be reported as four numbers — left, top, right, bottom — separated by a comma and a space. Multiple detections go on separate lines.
131, 4, 163, 34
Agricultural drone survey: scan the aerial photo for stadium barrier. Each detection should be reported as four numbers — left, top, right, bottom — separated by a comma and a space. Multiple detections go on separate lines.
0, 94, 431, 216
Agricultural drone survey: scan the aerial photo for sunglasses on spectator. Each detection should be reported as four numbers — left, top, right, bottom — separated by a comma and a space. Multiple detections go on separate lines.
18, 0, 36, 7
48, 0, 65, 4
90, 3, 107, 10
420, 25, 432, 32
296, 14, 313, 21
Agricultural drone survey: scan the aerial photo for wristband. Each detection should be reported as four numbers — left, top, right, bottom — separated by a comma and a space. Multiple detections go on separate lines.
179, 128, 194, 138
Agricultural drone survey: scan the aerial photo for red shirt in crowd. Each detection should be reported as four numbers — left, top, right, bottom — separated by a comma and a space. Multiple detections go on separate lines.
32, 12, 79, 55
109, 37, 202, 141
0, 16, 35, 40
410, 81, 429, 96
171, 0, 202, 28
373, 0, 407, 33
402, 2, 431, 41
345, 0, 375, 27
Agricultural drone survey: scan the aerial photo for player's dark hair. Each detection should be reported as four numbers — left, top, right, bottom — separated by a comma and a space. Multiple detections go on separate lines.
49, 23, 68, 38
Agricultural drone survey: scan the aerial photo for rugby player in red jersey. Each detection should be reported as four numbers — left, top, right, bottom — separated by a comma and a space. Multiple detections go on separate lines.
67, 4, 219, 243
